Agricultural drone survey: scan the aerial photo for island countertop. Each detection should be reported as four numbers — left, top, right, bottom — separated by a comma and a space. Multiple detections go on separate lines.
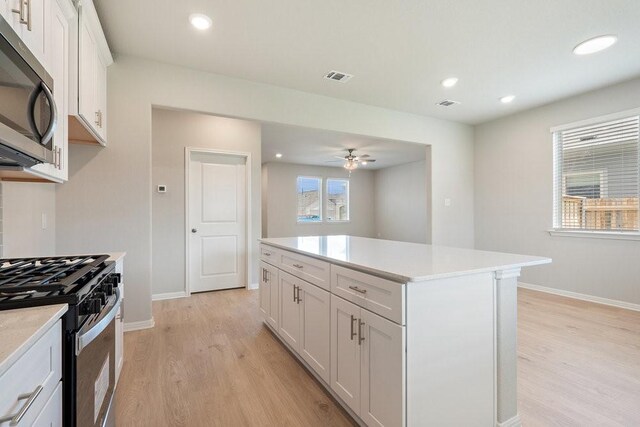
0, 304, 68, 377
259, 235, 551, 283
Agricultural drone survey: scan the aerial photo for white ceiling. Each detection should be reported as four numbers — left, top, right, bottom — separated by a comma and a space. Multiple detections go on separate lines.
261, 123, 426, 170
94, 0, 640, 124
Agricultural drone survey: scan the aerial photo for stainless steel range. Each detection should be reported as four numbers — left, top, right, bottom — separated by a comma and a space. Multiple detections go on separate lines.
0, 255, 121, 427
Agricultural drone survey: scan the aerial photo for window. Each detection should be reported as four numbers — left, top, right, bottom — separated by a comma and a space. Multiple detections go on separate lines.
327, 178, 349, 221
297, 176, 322, 222
553, 114, 639, 232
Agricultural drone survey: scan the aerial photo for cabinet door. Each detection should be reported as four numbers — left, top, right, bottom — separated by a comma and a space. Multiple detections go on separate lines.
19, 0, 46, 63
31, 0, 68, 181
360, 309, 405, 427
267, 264, 279, 329
330, 295, 361, 414
95, 51, 107, 140
78, 11, 97, 134
259, 261, 271, 319
32, 381, 62, 427
278, 271, 301, 351
298, 280, 330, 383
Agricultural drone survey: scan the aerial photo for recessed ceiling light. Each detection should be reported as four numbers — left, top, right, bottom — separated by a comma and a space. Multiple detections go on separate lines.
500, 95, 516, 104
189, 13, 212, 30
441, 77, 458, 88
573, 35, 617, 55
275, 153, 283, 158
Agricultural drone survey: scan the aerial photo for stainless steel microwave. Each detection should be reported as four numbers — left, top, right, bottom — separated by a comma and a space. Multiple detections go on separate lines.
0, 14, 56, 168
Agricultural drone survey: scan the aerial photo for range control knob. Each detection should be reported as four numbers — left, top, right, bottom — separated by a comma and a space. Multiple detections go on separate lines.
107, 273, 121, 287
95, 292, 107, 305
81, 298, 101, 315
101, 283, 114, 296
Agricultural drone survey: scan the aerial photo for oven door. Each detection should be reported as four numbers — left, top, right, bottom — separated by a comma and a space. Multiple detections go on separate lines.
75, 289, 121, 427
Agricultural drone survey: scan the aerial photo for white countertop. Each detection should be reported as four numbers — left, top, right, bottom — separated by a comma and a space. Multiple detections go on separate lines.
0, 304, 68, 377
260, 236, 551, 283
107, 252, 126, 262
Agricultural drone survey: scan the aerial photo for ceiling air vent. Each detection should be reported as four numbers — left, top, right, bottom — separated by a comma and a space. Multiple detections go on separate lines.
325, 70, 353, 83
436, 99, 460, 107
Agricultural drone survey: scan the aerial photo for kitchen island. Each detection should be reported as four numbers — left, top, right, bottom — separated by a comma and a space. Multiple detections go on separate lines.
258, 236, 551, 427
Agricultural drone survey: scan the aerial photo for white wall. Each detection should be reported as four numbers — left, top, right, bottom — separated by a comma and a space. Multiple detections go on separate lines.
2, 182, 56, 257
374, 160, 428, 243
474, 77, 640, 305
151, 108, 261, 296
263, 162, 376, 238
56, 55, 474, 324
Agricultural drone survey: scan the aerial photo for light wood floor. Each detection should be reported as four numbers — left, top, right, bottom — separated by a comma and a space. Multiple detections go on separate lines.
116, 288, 640, 427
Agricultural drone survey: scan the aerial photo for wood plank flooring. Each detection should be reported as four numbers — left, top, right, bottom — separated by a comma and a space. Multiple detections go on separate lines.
116, 287, 640, 426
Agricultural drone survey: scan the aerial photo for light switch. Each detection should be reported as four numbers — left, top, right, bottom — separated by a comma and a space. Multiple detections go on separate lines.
444, 198, 451, 207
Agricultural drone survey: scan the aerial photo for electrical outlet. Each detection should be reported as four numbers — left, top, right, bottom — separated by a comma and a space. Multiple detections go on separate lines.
157, 185, 167, 193
444, 198, 452, 207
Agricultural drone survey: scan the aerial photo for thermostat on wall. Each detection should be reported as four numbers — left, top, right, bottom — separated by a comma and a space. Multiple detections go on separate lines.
157, 185, 167, 193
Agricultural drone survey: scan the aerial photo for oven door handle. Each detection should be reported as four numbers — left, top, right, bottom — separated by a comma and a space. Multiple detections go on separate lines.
76, 288, 121, 356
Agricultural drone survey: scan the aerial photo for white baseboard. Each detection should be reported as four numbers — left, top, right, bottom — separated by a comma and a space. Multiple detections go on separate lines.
518, 282, 640, 312
247, 282, 259, 290
124, 318, 155, 332
152, 291, 188, 301
496, 414, 521, 427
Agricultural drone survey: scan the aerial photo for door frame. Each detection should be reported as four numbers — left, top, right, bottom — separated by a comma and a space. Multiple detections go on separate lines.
184, 147, 252, 296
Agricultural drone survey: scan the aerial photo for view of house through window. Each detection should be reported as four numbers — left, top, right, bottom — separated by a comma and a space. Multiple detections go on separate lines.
327, 179, 349, 221
297, 177, 322, 222
553, 114, 639, 232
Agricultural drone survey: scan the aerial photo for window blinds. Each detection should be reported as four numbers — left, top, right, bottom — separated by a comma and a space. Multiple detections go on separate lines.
553, 115, 639, 232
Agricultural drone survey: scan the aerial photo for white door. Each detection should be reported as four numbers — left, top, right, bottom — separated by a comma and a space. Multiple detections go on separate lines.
360, 309, 405, 427
331, 295, 361, 414
188, 152, 247, 292
299, 280, 331, 383
278, 271, 301, 350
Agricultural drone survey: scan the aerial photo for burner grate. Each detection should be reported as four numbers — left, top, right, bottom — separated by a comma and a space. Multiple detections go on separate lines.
0, 255, 110, 301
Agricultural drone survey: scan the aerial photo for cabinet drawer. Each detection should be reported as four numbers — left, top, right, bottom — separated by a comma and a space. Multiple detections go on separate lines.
0, 321, 62, 426
331, 265, 405, 324
279, 250, 330, 291
260, 244, 280, 266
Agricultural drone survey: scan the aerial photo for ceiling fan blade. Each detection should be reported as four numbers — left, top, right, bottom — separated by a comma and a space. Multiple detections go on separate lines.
366, 159, 376, 162
325, 160, 344, 163
334, 156, 347, 160
359, 154, 371, 158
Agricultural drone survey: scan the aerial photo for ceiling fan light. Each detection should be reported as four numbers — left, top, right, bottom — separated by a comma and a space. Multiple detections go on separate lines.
343, 160, 358, 171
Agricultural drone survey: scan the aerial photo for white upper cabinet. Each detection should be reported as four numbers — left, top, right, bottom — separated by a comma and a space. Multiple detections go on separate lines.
30, 0, 74, 182
3, 0, 47, 63
73, 0, 111, 145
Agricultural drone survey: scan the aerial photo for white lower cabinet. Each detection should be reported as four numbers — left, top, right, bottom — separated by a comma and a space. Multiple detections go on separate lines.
330, 295, 405, 427
32, 381, 62, 427
277, 270, 331, 383
259, 261, 279, 330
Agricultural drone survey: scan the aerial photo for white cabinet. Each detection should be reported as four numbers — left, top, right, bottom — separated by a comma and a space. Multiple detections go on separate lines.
74, 0, 110, 145
3, 0, 47, 63
259, 261, 279, 330
330, 294, 405, 427
0, 320, 62, 426
277, 271, 331, 383
30, 0, 73, 182
114, 256, 124, 384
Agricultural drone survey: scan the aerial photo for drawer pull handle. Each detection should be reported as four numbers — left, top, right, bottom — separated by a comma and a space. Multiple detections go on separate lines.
264, 252, 271, 256
348, 285, 367, 294
358, 319, 365, 345
292, 264, 304, 269
350, 314, 357, 340
0, 384, 43, 425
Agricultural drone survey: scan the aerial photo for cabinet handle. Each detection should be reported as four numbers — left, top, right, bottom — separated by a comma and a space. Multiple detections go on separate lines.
292, 264, 303, 269
262, 268, 266, 282
0, 384, 43, 425
295, 285, 302, 304
292, 284, 296, 302
95, 111, 100, 127
12, 0, 31, 31
99, 110, 103, 128
52, 145, 58, 168
58, 146, 62, 170
358, 319, 365, 345
350, 314, 357, 340
348, 285, 367, 294
263, 252, 271, 257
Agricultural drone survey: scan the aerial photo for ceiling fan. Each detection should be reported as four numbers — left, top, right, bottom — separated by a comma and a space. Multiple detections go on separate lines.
326, 148, 377, 171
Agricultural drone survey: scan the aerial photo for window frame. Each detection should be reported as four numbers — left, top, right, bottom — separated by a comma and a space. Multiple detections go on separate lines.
326, 178, 350, 222
296, 176, 323, 224
550, 108, 640, 238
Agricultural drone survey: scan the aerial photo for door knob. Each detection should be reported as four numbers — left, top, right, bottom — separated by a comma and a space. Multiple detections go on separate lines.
191, 228, 197, 233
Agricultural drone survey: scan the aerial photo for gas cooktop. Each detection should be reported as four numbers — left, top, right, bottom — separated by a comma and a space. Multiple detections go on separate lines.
0, 254, 111, 308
